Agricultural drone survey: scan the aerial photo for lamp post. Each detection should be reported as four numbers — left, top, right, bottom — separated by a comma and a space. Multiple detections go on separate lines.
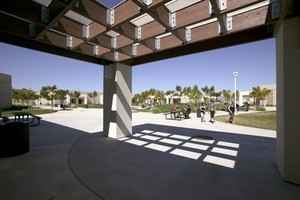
233, 72, 238, 114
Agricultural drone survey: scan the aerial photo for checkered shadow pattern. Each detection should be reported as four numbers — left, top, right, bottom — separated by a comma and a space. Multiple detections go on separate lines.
118, 129, 240, 169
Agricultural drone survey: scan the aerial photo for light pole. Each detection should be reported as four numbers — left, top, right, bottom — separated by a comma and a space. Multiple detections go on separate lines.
233, 72, 238, 114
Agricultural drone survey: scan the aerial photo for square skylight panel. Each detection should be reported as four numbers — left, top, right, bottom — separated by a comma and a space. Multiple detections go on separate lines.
96, 0, 126, 9
165, 0, 202, 13
65, 10, 93, 25
130, 13, 155, 27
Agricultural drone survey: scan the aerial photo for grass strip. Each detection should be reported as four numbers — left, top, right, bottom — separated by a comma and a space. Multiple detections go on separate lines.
214, 111, 276, 130
2, 109, 57, 118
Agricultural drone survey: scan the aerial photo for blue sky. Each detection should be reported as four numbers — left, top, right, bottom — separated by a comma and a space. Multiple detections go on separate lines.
0, 38, 276, 94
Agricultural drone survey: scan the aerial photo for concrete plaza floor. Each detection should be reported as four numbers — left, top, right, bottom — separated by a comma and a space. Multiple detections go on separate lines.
0, 108, 299, 200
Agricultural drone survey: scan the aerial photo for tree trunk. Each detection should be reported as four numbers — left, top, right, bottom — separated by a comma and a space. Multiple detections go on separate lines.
51, 99, 53, 109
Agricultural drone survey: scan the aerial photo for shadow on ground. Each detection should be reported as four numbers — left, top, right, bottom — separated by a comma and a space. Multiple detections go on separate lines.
0, 120, 100, 200
1, 120, 299, 200
69, 123, 300, 200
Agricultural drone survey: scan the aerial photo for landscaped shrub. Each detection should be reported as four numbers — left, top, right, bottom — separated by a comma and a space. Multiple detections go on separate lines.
76, 104, 103, 108
2, 105, 32, 111
151, 107, 160, 114
256, 106, 266, 111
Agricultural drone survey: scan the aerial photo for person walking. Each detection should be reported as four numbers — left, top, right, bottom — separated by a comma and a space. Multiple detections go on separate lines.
227, 102, 235, 123
208, 100, 215, 123
200, 103, 206, 122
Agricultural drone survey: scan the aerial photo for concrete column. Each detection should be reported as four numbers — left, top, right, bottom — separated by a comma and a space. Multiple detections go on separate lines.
103, 63, 132, 138
0, 73, 12, 109
276, 17, 300, 185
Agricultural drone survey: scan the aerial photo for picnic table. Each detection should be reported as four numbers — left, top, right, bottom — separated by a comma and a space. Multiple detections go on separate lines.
11, 111, 42, 126
163, 110, 182, 120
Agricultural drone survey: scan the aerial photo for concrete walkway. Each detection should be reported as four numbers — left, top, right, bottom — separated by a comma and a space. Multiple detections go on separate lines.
0, 109, 299, 200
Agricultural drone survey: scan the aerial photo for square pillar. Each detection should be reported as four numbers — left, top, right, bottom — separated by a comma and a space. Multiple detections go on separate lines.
103, 63, 132, 138
276, 17, 300, 184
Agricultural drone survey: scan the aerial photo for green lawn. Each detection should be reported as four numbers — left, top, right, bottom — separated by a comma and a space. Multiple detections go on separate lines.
1, 109, 57, 118
214, 111, 276, 130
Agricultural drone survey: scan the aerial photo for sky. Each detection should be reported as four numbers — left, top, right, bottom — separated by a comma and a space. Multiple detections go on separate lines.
0, 38, 276, 94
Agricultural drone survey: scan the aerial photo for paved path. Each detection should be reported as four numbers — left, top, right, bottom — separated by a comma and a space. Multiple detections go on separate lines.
1, 109, 299, 200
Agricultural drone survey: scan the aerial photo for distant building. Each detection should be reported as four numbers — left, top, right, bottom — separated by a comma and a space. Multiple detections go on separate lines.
239, 91, 254, 106
34, 91, 103, 106
260, 84, 276, 106
238, 84, 276, 106
0, 73, 12, 109
67, 91, 103, 105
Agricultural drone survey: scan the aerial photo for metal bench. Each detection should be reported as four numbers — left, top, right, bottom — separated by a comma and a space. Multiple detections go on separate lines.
29, 114, 42, 126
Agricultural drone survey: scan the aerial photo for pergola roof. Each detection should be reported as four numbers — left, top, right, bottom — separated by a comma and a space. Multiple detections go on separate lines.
0, 0, 299, 66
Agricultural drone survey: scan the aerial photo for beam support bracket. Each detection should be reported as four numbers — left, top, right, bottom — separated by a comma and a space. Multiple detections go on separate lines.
169, 12, 176, 28
41, 6, 49, 23
66, 36, 73, 48
132, 45, 137, 56
93, 45, 99, 55
135, 26, 142, 40
155, 38, 160, 50
107, 9, 115, 25
114, 51, 119, 61
29, 23, 36, 37
83, 25, 90, 39
111, 37, 117, 49
185, 28, 191, 42
272, 1, 280, 19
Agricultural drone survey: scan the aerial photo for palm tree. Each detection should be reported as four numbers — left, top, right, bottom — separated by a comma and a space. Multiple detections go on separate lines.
141, 90, 149, 105
165, 90, 175, 96
92, 91, 98, 103
249, 86, 271, 107
231, 90, 240, 102
40, 85, 57, 109
182, 85, 203, 106
201, 85, 215, 101
148, 88, 156, 103
182, 86, 191, 97
56, 89, 69, 104
222, 89, 231, 103
213, 91, 222, 98
69, 91, 81, 104
154, 90, 165, 104
88, 92, 93, 103
175, 85, 182, 96
165, 90, 175, 104
132, 93, 142, 105
88, 91, 98, 104
12, 89, 22, 104
13, 89, 39, 105
191, 85, 203, 105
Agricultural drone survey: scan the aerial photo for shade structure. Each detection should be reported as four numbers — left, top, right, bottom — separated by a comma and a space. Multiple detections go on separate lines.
0, 0, 299, 66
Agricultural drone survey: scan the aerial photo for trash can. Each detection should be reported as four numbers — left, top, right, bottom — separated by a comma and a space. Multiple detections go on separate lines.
0, 121, 30, 157
197, 109, 201, 118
